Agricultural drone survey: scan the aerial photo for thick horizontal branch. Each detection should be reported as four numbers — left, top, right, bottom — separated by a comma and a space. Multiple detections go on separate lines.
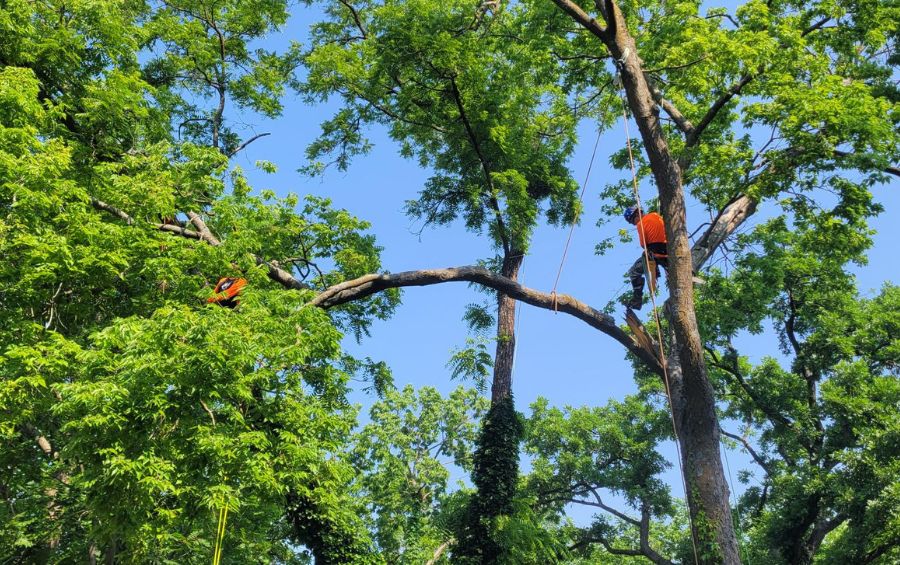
93, 188, 759, 379
310, 266, 664, 373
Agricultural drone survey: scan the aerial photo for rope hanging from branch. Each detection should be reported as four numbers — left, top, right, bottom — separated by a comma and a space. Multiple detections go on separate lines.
549, 127, 604, 311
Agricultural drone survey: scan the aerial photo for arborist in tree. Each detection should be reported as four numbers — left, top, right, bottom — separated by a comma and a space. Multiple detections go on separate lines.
624, 205, 668, 310
207, 277, 247, 308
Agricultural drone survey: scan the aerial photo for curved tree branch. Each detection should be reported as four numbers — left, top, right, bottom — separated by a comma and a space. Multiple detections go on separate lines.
310, 265, 665, 373
720, 428, 772, 477
91, 184, 762, 381
227, 132, 271, 157
550, 0, 608, 41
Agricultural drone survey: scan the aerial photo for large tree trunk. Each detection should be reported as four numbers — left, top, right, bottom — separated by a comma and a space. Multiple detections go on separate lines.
547, 0, 741, 561
491, 252, 523, 402
605, 6, 739, 563
459, 251, 525, 563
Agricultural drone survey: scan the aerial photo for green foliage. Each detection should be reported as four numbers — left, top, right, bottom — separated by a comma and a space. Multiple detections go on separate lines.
447, 337, 494, 392
143, 0, 302, 153
302, 0, 582, 253
352, 385, 487, 562
3, 0, 900, 562
0, 1, 390, 561
698, 185, 900, 562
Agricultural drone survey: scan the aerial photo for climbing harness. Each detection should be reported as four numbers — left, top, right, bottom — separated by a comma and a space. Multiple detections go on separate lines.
207, 277, 247, 308
621, 97, 701, 565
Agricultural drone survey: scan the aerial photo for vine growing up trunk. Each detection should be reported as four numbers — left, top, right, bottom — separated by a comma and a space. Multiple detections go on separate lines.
457, 395, 524, 563
457, 252, 526, 561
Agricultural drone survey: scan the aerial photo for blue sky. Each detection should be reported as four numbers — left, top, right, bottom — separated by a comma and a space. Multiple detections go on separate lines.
229, 2, 899, 518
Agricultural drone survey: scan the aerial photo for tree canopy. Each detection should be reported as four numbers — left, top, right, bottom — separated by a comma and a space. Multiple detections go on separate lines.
1, 0, 897, 563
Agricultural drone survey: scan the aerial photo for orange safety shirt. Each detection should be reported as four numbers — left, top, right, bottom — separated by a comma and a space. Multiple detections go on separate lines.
635, 212, 667, 248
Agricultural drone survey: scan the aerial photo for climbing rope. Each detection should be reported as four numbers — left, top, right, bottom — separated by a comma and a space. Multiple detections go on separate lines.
213, 501, 228, 565
549, 126, 604, 310
621, 98, 701, 565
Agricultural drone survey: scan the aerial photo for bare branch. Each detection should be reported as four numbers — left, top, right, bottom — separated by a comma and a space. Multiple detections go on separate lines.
187, 211, 222, 246
593, 539, 643, 558
702, 12, 740, 28
690, 194, 757, 272
227, 132, 271, 158
720, 428, 772, 476
785, 287, 804, 359
200, 400, 217, 426
90, 198, 134, 225
157, 223, 203, 239
92, 201, 308, 291
803, 16, 831, 36
425, 540, 454, 565
309, 266, 665, 374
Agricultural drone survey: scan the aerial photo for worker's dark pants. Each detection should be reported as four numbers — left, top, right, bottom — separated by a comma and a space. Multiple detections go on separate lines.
627, 244, 668, 300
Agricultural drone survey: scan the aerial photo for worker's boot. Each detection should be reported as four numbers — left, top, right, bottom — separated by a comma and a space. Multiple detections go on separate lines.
627, 291, 643, 310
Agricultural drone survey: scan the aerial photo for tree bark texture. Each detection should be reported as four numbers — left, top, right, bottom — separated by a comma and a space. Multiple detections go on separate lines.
311, 265, 666, 372
610, 7, 739, 564
547, 0, 741, 561
491, 252, 524, 403
608, 6, 738, 562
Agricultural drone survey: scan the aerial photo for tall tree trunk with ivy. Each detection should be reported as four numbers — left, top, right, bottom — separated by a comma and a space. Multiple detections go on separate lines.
457, 251, 525, 562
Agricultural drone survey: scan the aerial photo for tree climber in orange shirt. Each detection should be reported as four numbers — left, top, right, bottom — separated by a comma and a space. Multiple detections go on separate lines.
624, 205, 668, 310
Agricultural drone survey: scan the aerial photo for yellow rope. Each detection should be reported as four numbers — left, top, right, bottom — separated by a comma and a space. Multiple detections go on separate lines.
621, 99, 701, 565
213, 503, 228, 565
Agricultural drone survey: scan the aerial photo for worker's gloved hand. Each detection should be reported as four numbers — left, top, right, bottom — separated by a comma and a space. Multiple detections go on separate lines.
627, 294, 643, 310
